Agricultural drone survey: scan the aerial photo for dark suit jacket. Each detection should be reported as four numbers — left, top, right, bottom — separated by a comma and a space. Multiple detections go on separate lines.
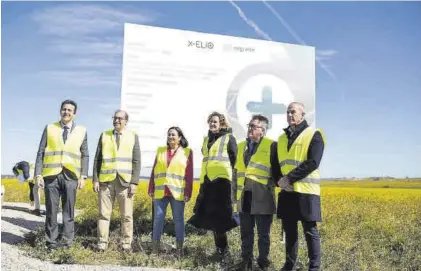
92, 130, 141, 186
231, 137, 281, 215
13, 161, 31, 180
34, 121, 89, 181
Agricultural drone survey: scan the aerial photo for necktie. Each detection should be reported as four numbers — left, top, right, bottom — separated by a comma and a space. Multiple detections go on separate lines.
116, 133, 121, 150
63, 126, 69, 143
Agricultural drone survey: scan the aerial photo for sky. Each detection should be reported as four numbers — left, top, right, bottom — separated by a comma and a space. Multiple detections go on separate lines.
1, 1, 421, 179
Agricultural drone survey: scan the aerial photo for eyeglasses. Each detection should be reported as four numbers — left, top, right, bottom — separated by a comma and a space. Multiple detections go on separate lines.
248, 124, 263, 130
112, 117, 127, 121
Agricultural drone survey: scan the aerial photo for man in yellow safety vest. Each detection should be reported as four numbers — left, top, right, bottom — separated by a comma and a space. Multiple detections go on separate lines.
35, 99, 89, 251
232, 114, 281, 271
93, 109, 141, 252
277, 102, 325, 271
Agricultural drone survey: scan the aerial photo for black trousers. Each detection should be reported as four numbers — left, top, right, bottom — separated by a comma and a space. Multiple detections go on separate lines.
282, 219, 321, 271
29, 182, 35, 201
240, 212, 273, 267
44, 173, 78, 248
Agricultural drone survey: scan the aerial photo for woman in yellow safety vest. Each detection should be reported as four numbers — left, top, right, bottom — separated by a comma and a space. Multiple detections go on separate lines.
187, 111, 238, 267
148, 126, 193, 258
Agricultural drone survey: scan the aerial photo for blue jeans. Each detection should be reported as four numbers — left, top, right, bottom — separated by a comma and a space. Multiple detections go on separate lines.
152, 196, 185, 243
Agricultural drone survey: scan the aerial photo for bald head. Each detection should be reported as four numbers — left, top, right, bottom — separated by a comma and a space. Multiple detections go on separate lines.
287, 102, 305, 126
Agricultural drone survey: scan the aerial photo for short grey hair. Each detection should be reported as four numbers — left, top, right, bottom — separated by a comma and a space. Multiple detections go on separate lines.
289, 102, 306, 116
251, 114, 269, 132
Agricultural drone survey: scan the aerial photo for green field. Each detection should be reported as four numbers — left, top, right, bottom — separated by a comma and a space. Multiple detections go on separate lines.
2, 178, 421, 270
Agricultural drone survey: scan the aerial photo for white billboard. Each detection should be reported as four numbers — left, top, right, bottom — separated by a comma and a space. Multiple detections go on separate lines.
120, 23, 315, 178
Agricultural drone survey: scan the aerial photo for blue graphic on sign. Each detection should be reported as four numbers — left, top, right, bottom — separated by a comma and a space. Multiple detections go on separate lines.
246, 86, 287, 130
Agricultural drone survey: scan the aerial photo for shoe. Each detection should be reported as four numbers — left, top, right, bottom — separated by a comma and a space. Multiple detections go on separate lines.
257, 258, 270, 271
258, 264, 268, 271
176, 241, 184, 259
151, 240, 160, 255
231, 258, 252, 271
32, 209, 41, 216
46, 245, 57, 253
97, 243, 107, 252
121, 244, 132, 252
217, 247, 231, 266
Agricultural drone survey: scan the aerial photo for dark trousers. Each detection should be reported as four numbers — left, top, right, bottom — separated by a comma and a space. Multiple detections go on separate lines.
29, 183, 35, 201
44, 173, 78, 248
213, 231, 228, 250
240, 212, 273, 267
282, 219, 321, 271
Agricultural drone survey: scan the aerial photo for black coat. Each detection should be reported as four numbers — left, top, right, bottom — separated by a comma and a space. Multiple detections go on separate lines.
187, 176, 238, 232
276, 120, 325, 222
187, 128, 239, 233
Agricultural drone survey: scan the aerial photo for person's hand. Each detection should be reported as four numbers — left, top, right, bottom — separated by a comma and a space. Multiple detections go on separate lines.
278, 176, 293, 192
184, 196, 190, 203
36, 176, 44, 188
77, 178, 86, 190
93, 181, 100, 193
128, 184, 137, 198
148, 192, 154, 198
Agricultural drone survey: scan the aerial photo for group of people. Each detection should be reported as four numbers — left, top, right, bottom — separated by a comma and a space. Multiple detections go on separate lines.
17, 99, 325, 271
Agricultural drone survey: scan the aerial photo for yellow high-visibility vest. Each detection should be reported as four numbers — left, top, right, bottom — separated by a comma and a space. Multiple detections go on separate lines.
277, 126, 325, 195
152, 146, 191, 201
199, 135, 232, 183
99, 129, 136, 183
234, 137, 273, 201
42, 122, 86, 178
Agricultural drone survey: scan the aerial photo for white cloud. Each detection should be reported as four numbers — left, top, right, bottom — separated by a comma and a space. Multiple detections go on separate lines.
6, 128, 41, 135
316, 49, 338, 61
31, 3, 159, 88
32, 4, 157, 37
37, 70, 121, 87
65, 57, 119, 68
49, 38, 123, 55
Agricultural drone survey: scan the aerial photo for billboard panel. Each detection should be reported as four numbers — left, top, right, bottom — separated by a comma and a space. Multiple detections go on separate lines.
121, 23, 315, 177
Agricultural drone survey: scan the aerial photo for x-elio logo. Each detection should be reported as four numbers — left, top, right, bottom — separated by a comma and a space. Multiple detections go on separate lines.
188, 40, 214, 49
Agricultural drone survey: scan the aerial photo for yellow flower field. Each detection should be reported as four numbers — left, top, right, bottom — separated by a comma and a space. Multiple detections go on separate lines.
2, 178, 421, 270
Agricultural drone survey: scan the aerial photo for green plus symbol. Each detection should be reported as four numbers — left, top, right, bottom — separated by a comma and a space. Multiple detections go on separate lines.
246, 86, 287, 130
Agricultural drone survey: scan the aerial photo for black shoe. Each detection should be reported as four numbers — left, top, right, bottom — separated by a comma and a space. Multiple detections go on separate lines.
257, 259, 270, 271
61, 244, 71, 250
32, 209, 41, 216
231, 258, 252, 271
46, 245, 57, 253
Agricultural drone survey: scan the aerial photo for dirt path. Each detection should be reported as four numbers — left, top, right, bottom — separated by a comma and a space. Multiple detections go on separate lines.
1, 202, 182, 271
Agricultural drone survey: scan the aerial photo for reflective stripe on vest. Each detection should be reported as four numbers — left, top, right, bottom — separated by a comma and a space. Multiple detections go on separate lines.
99, 129, 136, 183
42, 122, 86, 178
153, 146, 190, 201
235, 137, 273, 201
199, 135, 232, 183
277, 127, 325, 195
